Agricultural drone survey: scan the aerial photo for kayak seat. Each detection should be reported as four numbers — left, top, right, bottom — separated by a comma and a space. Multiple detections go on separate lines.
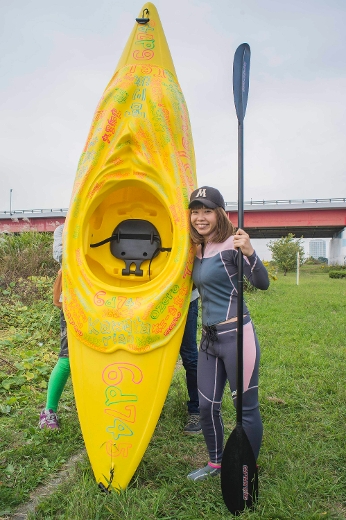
90, 219, 171, 277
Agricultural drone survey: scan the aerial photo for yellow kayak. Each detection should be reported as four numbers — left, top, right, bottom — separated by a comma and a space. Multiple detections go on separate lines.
62, 3, 196, 491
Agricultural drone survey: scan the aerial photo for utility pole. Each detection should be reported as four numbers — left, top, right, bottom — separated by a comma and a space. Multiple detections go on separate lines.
9, 189, 13, 215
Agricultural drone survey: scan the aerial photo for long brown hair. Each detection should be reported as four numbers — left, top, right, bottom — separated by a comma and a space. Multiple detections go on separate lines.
189, 204, 234, 244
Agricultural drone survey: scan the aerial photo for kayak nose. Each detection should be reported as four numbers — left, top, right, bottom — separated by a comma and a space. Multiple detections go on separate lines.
136, 8, 150, 24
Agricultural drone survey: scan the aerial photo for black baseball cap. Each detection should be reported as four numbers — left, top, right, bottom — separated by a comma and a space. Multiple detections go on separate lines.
189, 186, 225, 210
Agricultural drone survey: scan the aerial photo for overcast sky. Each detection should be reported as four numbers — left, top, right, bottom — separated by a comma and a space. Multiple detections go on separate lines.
1, 0, 346, 219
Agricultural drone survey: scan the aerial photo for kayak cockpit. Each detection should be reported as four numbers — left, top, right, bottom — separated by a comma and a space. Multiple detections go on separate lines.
90, 218, 171, 277
85, 183, 173, 288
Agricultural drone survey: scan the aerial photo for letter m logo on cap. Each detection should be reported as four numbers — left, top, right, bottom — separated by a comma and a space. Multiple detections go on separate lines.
195, 188, 206, 198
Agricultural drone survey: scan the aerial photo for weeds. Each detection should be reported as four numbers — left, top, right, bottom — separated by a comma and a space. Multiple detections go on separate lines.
0, 232, 57, 292
0, 232, 82, 513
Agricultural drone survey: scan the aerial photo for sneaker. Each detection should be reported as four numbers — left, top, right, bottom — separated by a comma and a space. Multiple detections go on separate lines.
187, 464, 221, 481
39, 408, 59, 430
183, 414, 202, 434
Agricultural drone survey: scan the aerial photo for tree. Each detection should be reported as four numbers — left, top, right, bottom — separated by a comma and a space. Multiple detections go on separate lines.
267, 233, 305, 276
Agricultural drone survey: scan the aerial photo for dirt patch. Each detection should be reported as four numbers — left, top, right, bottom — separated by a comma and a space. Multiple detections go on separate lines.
3, 450, 86, 520
0, 355, 17, 375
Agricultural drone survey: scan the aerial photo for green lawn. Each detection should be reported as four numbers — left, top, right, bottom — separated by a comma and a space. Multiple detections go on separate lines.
1, 266, 345, 519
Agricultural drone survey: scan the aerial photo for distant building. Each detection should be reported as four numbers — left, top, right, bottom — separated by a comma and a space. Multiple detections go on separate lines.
309, 239, 326, 260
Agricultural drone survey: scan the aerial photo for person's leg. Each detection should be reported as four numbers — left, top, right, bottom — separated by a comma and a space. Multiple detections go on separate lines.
180, 299, 199, 411
39, 311, 70, 430
45, 357, 70, 412
220, 319, 263, 459
188, 318, 263, 481
197, 346, 227, 463
187, 338, 226, 480
240, 321, 263, 459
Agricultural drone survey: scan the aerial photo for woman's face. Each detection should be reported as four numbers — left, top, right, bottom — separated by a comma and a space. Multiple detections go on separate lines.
190, 206, 217, 241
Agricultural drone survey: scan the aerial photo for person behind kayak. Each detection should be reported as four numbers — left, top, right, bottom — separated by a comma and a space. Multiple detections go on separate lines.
38, 224, 69, 429
186, 186, 269, 481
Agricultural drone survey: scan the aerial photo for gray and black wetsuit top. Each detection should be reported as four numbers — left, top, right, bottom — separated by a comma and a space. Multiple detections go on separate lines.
192, 236, 269, 326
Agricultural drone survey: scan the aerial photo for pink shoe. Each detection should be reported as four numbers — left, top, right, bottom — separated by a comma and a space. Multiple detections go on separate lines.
39, 409, 59, 430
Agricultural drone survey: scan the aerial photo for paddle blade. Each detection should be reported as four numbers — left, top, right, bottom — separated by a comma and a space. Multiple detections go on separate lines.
221, 424, 258, 515
233, 43, 251, 122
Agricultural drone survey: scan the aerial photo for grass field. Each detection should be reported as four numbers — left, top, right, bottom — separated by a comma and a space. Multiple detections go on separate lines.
1, 265, 345, 519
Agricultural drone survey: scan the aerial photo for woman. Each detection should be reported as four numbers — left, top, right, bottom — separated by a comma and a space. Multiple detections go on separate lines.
187, 186, 269, 481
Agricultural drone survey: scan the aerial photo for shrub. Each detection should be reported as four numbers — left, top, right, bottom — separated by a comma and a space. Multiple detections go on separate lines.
0, 232, 57, 303
263, 260, 278, 281
0, 232, 56, 283
304, 256, 321, 265
267, 234, 304, 275
329, 270, 346, 279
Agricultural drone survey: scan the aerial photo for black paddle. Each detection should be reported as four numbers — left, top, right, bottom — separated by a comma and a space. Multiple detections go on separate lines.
221, 43, 258, 515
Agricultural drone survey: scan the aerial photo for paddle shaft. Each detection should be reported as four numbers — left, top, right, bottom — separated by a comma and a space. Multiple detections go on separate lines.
221, 44, 258, 515
221, 43, 258, 515
233, 42, 249, 426
236, 118, 244, 425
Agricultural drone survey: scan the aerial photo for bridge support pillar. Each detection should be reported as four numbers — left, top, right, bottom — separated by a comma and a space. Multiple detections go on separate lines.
329, 228, 346, 265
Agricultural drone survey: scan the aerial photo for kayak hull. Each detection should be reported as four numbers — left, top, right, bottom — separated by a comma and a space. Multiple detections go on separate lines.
63, 3, 196, 490
69, 328, 182, 490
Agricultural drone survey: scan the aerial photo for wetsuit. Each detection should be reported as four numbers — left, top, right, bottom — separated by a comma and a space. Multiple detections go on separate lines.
192, 235, 269, 463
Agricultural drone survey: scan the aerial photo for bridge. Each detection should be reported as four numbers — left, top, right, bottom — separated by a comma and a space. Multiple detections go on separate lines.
225, 198, 346, 239
0, 209, 66, 233
1, 198, 345, 239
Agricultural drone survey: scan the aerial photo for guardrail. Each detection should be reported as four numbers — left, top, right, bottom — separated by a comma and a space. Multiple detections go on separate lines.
0, 208, 68, 216
225, 197, 346, 207
1, 198, 346, 215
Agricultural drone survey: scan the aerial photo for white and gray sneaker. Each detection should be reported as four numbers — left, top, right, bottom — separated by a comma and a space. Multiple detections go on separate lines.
187, 464, 221, 481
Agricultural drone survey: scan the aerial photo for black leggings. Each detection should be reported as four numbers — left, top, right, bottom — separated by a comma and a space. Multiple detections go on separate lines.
197, 317, 263, 464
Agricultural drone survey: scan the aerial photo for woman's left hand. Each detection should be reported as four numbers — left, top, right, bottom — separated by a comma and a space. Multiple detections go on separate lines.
233, 228, 255, 257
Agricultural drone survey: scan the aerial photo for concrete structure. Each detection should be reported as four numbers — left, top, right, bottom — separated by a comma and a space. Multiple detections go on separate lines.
329, 229, 346, 265
309, 239, 326, 260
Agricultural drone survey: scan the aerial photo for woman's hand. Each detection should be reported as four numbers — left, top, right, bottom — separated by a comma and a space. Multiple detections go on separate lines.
233, 228, 254, 257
